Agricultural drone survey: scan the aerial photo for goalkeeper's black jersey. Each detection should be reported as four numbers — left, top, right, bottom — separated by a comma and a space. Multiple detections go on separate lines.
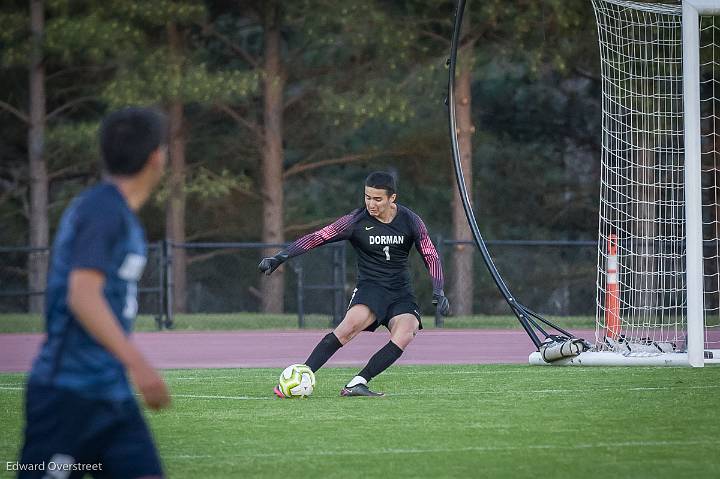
285, 205, 443, 294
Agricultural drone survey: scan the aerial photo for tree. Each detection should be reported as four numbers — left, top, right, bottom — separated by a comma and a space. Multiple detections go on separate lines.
0, 0, 103, 313
166, 21, 189, 314
0, 0, 50, 313
0, 0, 607, 318
103, 1, 257, 313
27, 0, 48, 314
258, 1, 286, 313
432, 0, 602, 314
451, 14, 475, 316
200, 0, 444, 312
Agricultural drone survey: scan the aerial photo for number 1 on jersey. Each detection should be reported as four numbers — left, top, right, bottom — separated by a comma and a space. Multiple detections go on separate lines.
383, 245, 390, 261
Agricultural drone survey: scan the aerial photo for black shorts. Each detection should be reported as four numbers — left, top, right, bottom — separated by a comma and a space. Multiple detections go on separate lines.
19, 383, 163, 478
347, 282, 422, 332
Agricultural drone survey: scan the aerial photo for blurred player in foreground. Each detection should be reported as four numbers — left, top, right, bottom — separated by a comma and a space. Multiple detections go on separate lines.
260, 171, 450, 397
18, 107, 170, 478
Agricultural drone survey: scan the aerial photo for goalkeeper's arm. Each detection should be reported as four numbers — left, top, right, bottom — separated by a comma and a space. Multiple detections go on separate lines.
258, 209, 361, 275
410, 211, 450, 316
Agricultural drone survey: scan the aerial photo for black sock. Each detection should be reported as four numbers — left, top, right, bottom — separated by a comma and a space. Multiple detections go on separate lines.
304, 332, 343, 372
357, 341, 404, 382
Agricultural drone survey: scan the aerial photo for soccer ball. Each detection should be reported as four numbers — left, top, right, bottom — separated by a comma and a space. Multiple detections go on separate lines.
278, 364, 316, 398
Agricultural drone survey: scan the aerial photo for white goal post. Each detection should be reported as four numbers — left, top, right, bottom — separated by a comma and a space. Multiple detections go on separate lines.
531, 0, 720, 367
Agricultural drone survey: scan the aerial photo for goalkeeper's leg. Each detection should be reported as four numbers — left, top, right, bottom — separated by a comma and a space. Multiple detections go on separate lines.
275, 305, 375, 398
342, 314, 419, 397
304, 304, 376, 371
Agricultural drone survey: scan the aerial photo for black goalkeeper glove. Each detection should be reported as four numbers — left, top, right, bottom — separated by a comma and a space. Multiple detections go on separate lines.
258, 252, 289, 276
432, 291, 451, 316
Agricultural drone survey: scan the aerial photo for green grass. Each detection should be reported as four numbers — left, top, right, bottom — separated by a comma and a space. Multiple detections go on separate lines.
1, 365, 718, 478
0, 313, 596, 334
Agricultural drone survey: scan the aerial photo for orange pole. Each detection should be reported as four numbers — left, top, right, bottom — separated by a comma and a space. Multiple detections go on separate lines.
605, 234, 621, 339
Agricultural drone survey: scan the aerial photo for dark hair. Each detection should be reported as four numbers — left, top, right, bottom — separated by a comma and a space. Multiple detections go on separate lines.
100, 107, 168, 176
364, 171, 397, 196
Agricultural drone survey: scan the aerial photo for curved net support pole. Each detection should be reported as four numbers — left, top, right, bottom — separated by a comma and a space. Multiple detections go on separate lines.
447, 0, 589, 355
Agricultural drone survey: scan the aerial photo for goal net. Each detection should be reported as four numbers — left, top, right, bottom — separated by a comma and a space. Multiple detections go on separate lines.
533, 0, 720, 366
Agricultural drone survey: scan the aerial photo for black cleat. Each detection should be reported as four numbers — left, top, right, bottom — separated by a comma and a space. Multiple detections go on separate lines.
340, 383, 385, 397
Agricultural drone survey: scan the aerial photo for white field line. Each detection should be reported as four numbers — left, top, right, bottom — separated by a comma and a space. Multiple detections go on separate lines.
162, 369, 614, 381
0, 388, 272, 402
173, 393, 272, 401
170, 376, 238, 380
0, 387, 273, 405
160, 370, 532, 382
0, 367, 704, 386
172, 384, 720, 400
2, 383, 718, 396
390, 384, 720, 396
165, 439, 710, 460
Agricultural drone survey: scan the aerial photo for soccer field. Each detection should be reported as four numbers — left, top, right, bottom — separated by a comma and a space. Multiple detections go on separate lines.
1, 365, 719, 478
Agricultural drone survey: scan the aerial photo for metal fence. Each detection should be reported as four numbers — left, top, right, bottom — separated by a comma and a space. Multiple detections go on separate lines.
0, 239, 597, 328
168, 242, 346, 327
433, 238, 597, 326
0, 243, 167, 326
0, 246, 46, 311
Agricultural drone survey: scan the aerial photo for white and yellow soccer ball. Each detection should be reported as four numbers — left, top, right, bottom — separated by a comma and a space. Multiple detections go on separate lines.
278, 364, 316, 398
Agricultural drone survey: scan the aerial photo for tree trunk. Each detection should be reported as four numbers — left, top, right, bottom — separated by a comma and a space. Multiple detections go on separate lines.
28, 0, 48, 314
166, 23, 187, 314
260, 2, 286, 314
636, 135, 657, 313
450, 43, 475, 317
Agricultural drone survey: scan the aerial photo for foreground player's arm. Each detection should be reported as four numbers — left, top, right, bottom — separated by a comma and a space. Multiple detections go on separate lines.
68, 270, 170, 410
259, 210, 360, 275
67, 201, 169, 410
410, 213, 450, 316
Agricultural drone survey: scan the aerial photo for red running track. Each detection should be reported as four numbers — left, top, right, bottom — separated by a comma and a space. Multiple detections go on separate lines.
0, 329, 596, 373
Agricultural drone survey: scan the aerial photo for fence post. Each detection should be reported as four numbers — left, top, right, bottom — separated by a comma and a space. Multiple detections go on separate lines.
165, 240, 174, 329
332, 244, 344, 326
339, 242, 347, 325
435, 234, 444, 328
155, 241, 165, 330
295, 258, 305, 329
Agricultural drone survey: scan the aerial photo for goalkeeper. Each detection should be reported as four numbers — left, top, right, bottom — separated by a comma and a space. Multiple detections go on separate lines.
259, 171, 450, 397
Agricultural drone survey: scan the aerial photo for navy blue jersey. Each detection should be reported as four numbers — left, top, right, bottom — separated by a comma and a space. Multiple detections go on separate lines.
29, 182, 147, 401
285, 204, 444, 293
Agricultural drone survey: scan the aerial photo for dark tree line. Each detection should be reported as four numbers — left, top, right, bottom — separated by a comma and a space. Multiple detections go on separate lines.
0, 0, 602, 314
